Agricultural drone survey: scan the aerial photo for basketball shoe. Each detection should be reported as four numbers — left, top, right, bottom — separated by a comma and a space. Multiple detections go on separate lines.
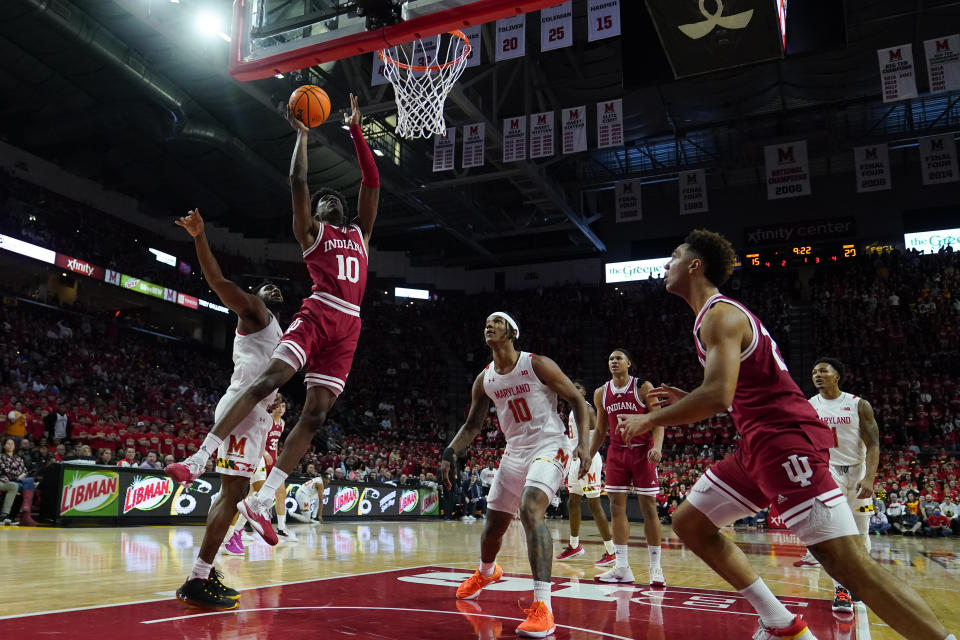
831, 586, 854, 614
277, 528, 297, 542
556, 544, 584, 560
596, 566, 635, 583
208, 567, 240, 600
222, 530, 244, 555
176, 575, 238, 610
516, 600, 556, 638
649, 566, 666, 587
753, 615, 818, 640
456, 564, 503, 600
595, 552, 616, 567
237, 495, 278, 545
792, 551, 820, 567
456, 600, 503, 639
165, 455, 204, 487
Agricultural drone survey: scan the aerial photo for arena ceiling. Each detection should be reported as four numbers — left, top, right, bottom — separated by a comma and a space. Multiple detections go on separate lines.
0, 0, 958, 268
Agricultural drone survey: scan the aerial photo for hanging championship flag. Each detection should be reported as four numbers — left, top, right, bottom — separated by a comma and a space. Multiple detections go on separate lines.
371, 52, 389, 86
597, 99, 623, 149
678, 170, 708, 214
588, 0, 621, 42
878, 44, 918, 102
615, 180, 642, 223
541, 2, 573, 52
854, 144, 892, 193
462, 123, 485, 169
562, 106, 587, 154
462, 25, 483, 68
104, 269, 121, 286
503, 117, 527, 163
432, 128, 456, 172
529, 111, 555, 159
919, 134, 959, 185
924, 35, 960, 93
496, 14, 526, 61
765, 141, 812, 199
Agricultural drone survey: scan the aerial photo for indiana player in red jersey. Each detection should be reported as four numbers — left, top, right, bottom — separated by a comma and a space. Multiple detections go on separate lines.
618, 229, 954, 640
166, 93, 379, 547
590, 348, 665, 587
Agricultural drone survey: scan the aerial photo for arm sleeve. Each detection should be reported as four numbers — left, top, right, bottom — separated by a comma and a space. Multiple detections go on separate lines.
349, 123, 380, 188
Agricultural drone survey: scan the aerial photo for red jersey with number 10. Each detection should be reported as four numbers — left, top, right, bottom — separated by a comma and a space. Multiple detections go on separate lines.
692, 293, 833, 449
603, 376, 651, 448
302, 222, 368, 317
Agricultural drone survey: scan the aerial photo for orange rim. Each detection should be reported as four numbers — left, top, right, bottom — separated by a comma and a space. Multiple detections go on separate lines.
378, 30, 471, 72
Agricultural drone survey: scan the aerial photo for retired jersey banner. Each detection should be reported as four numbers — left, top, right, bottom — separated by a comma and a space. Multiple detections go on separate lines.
503, 117, 527, 163
615, 180, 642, 223
678, 169, 708, 214
919, 134, 959, 185
765, 141, 812, 199
924, 35, 960, 93
495, 14, 526, 61
463, 25, 483, 68
562, 106, 588, 154
588, 0, 621, 42
462, 122, 485, 169
854, 144, 892, 193
371, 52, 389, 86
541, 2, 573, 52
878, 44, 918, 102
432, 128, 455, 172
104, 269, 121, 286
597, 99, 624, 149
529, 111, 555, 159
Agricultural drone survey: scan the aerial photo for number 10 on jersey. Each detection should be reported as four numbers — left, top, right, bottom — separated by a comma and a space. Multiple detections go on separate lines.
508, 398, 532, 423
336, 255, 360, 283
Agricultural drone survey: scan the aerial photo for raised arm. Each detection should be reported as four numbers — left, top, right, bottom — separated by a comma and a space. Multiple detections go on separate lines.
441, 372, 490, 489
287, 111, 319, 251
532, 355, 592, 476
345, 93, 380, 246
856, 398, 880, 499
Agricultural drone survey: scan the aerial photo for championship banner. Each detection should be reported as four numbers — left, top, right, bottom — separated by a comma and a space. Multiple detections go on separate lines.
503, 116, 527, 163
562, 105, 588, 154
55, 253, 104, 280
104, 269, 121, 286
462, 122, 486, 169
854, 144, 892, 193
371, 52, 389, 87
615, 180, 642, 223
163, 287, 177, 303
597, 99, 623, 149
541, 2, 573, 52
678, 169, 708, 214
924, 35, 960, 93
919, 134, 959, 185
432, 128, 456, 172
878, 44, 918, 103
588, 0, 621, 42
529, 111, 555, 159
495, 14, 526, 61
121, 275, 165, 299
764, 140, 811, 199
463, 26, 483, 68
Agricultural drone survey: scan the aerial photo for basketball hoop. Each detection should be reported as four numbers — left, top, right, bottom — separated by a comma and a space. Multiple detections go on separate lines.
378, 31, 471, 139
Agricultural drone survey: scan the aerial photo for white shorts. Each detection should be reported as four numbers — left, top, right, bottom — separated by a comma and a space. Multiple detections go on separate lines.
567, 452, 603, 498
214, 390, 272, 478
487, 437, 573, 516
829, 462, 873, 515
252, 457, 267, 483
295, 478, 324, 513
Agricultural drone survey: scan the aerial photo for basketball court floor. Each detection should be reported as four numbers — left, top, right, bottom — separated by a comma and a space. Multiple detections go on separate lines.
1, 520, 956, 639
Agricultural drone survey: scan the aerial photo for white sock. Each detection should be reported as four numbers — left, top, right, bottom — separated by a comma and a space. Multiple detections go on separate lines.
603, 539, 616, 555
277, 512, 287, 530
570, 535, 579, 548
197, 433, 223, 460
615, 544, 629, 569
533, 580, 552, 608
740, 578, 795, 629
190, 557, 214, 581
234, 513, 247, 533
648, 545, 662, 570
479, 561, 496, 577
256, 468, 289, 502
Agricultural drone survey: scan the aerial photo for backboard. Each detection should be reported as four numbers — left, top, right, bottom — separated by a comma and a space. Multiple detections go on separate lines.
229, 0, 563, 81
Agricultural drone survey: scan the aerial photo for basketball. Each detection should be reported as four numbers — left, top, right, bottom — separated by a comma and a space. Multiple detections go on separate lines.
288, 85, 331, 128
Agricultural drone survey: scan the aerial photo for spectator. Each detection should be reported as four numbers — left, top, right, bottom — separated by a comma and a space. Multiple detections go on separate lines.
894, 510, 922, 536
921, 494, 941, 518
0, 436, 37, 525
97, 448, 114, 465
69, 444, 96, 465
869, 510, 891, 535
479, 461, 497, 495
139, 451, 162, 470
117, 447, 138, 467
163, 454, 176, 467
886, 493, 905, 527
924, 508, 952, 537
461, 472, 485, 520
5, 402, 28, 446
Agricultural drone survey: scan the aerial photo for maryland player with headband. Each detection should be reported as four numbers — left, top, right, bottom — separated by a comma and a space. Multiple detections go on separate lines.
166, 93, 379, 549
590, 348, 666, 587
556, 381, 616, 568
618, 229, 954, 640
441, 312, 591, 638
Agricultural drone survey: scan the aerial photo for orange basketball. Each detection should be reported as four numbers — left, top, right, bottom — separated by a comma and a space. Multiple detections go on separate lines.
288, 85, 331, 128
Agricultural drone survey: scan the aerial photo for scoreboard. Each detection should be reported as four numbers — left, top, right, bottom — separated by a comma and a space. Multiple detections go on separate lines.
743, 242, 858, 268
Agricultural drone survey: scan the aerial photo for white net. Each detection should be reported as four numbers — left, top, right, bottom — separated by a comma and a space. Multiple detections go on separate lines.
379, 31, 471, 139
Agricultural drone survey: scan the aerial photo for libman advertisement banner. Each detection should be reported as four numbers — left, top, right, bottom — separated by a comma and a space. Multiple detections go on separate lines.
399, 489, 420, 515
60, 469, 120, 517
123, 475, 174, 514
419, 487, 440, 515
120, 275, 165, 299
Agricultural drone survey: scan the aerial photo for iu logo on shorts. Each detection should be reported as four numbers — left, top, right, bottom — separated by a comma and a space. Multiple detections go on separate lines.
782, 454, 813, 487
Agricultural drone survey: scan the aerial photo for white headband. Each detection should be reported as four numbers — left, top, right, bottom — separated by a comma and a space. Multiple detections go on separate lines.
491, 311, 519, 339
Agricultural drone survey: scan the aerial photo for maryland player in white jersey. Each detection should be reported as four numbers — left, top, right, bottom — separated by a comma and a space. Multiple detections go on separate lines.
441, 312, 591, 638
556, 381, 616, 567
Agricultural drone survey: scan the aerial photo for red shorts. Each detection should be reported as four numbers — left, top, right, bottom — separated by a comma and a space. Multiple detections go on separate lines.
604, 444, 659, 495
273, 297, 361, 396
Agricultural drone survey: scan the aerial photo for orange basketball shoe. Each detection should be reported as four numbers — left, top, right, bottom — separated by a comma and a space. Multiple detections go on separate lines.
456, 564, 503, 600
516, 600, 556, 638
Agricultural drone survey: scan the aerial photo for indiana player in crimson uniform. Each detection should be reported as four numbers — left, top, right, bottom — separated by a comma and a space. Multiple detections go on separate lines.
167, 94, 379, 548
618, 229, 953, 640
590, 348, 665, 587
441, 312, 591, 638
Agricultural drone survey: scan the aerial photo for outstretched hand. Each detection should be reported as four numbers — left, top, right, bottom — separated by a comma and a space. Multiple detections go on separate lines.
286, 105, 309, 134
344, 93, 361, 127
647, 384, 688, 409
175, 208, 204, 237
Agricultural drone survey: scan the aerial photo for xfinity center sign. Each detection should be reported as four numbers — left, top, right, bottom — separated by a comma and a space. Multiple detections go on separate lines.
605, 258, 668, 283
905, 228, 960, 254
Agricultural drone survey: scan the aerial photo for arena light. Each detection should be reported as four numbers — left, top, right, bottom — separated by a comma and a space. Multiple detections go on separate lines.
395, 287, 429, 300
149, 248, 177, 266
605, 258, 669, 283
196, 11, 222, 35
904, 227, 960, 254
0, 233, 55, 264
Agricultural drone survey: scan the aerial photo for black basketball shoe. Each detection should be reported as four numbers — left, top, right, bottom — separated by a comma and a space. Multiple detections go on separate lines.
176, 576, 239, 610
208, 567, 240, 600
